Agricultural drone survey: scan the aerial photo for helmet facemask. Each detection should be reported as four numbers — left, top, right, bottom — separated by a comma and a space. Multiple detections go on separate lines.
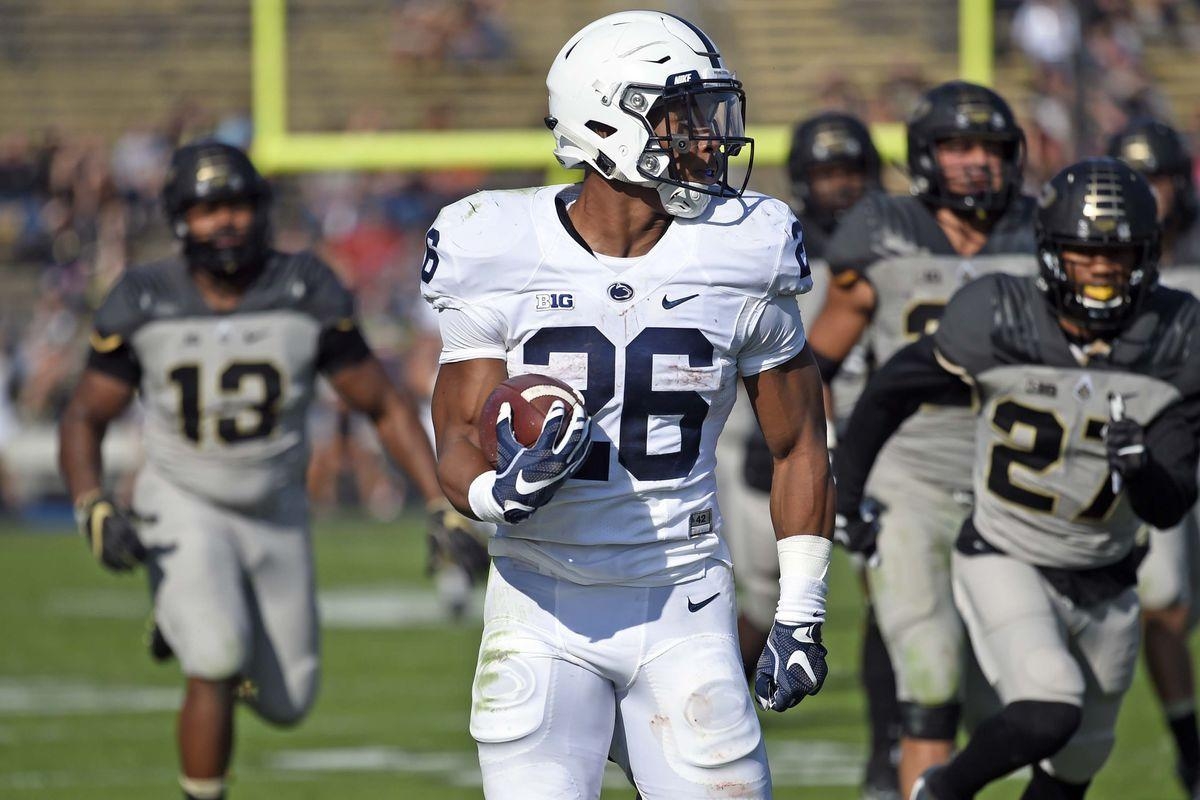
920, 132, 1025, 218
621, 76, 754, 217
1038, 242, 1149, 337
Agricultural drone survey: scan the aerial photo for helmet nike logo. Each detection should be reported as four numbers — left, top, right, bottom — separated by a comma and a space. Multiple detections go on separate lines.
514, 471, 561, 494
662, 293, 700, 309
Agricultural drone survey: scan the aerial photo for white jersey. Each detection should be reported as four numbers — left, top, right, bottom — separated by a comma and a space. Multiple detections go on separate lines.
423, 184, 812, 586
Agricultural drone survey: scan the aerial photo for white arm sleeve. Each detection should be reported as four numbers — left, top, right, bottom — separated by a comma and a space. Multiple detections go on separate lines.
435, 305, 507, 364
737, 294, 807, 377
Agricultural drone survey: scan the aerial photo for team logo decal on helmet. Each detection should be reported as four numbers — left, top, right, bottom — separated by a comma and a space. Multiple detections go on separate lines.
545, 11, 753, 219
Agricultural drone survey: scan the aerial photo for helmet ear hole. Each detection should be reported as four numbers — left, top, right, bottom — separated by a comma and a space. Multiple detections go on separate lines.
586, 121, 618, 138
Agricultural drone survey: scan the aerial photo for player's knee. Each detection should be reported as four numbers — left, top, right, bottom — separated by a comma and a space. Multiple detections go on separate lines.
1143, 602, 1190, 635
1002, 700, 1082, 761
1024, 763, 1090, 800
671, 676, 762, 768
900, 701, 960, 740
1041, 727, 1116, 785
253, 657, 320, 727
180, 629, 249, 681
891, 614, 963, 700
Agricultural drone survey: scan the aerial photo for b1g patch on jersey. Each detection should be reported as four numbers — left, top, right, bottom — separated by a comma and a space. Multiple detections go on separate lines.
534, 292, 574, 311
689, 508, 713, 537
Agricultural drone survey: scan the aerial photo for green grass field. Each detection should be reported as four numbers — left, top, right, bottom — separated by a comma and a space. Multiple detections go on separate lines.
0, 514, 1186, 799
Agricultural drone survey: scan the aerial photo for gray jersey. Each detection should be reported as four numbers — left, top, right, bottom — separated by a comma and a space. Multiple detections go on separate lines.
936, 274, 1200, 568
88, 253, 366, 511
1158, 262, 1200, 296
826, 192, 1037, 490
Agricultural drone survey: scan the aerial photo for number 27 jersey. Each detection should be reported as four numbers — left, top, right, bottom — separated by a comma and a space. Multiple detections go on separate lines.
423, 185, 812, 586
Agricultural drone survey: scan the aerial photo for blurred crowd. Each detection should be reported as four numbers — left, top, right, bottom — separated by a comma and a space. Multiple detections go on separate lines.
2, 0, 1200, 517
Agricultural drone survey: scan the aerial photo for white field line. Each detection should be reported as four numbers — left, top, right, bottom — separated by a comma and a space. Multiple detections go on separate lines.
46, 586, 483, 628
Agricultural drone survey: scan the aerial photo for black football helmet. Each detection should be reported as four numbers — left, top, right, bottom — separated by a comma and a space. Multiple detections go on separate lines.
162, 141, 272, 283
787, 112, 881, 231
906, 81, 1025, 218
1107, 117, 1197, 235
1036, 157, 1160, 336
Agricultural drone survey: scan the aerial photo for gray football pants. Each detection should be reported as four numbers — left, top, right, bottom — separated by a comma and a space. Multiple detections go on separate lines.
134, 468, 319, 725
953, 549, 1140, 783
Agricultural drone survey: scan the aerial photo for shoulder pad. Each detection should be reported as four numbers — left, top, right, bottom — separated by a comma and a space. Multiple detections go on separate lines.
91, 260, 181, 340
934, 273, 1039, 374
1114, 286, 1200, 385
825, 192, 937, 277
270, 251, 357, 328
690, 192, 813, 296
421, 187, 547, 307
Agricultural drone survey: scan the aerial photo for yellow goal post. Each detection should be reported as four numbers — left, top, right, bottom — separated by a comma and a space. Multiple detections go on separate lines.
250, 0, 994, 175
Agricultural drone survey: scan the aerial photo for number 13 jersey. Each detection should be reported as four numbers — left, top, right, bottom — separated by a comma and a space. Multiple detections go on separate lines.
87, 253, 368, 513
423, 184, 812, 586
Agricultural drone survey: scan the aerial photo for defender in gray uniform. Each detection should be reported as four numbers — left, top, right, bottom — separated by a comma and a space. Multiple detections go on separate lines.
837, 158, 1200, 799
806, 81, 1036, 795
716, 110, 904, 800
1109, 117, 1200, 797
58, 142, 477, 800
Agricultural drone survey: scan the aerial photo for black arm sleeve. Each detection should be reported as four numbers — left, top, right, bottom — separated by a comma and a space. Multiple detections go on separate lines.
85, 270, 149, 386
832, 335, 972, 516
86, 341, 141, 385
1125, 398, 1200, 529
316, 324, 372, 375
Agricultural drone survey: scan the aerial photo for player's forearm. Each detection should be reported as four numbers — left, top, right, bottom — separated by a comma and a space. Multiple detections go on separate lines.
435, 431, 494, 519
770, 445, 835, 541
58, 410, 106, 503
1127, 407, 1200, 528
372, 393, 444, 505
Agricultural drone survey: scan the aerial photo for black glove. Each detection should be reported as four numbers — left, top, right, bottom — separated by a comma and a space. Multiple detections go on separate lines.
754, 621, 829, 712
1105, 418, 1147, 479
833, 496, 885, 560
75, 491, 146, 572
426, 500, 490, 585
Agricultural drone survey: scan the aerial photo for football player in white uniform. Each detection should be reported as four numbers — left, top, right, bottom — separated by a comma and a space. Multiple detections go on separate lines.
424, 11, 834, 799
58, 142, 472, 800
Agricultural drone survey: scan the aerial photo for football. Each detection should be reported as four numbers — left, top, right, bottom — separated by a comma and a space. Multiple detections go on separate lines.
477, 373, 584, 467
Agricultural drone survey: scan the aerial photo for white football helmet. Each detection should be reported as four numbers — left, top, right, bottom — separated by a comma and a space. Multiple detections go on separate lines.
546, 11, 753, 218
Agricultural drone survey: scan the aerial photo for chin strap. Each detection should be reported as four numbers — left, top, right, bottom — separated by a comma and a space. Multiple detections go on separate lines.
657, 182, 711, 218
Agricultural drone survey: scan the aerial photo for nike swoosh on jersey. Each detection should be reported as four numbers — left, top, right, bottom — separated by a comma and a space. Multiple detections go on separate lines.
514, 471, 562, 494
687, 592, 720, 612
662, 293, 700, 309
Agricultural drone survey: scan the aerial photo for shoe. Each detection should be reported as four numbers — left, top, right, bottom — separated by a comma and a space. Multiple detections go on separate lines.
909, 767, 944, 800
862, 781, 901, 800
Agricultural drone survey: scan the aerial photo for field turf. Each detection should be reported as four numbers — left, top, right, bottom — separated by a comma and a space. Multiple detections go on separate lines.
0, 514, 1186, 799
